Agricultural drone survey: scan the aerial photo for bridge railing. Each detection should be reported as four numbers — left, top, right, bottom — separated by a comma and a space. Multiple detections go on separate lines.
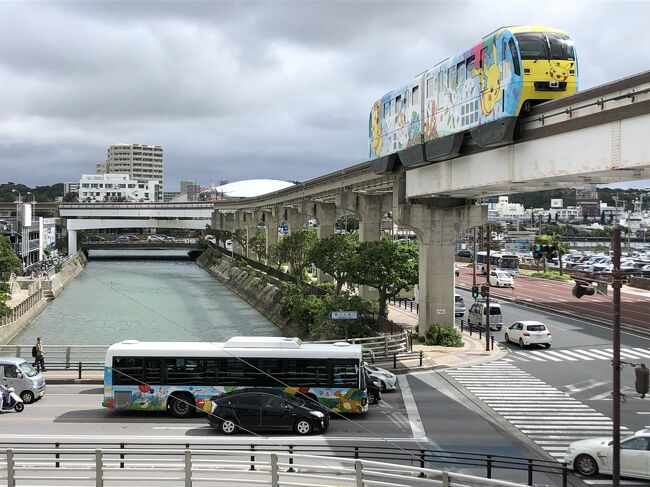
0, 444, 554, 487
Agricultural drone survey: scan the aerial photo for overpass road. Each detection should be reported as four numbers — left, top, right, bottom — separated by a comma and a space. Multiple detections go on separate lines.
456, 265, 650, 332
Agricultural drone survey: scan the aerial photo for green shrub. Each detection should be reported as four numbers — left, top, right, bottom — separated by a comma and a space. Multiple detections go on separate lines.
425, 325, 463, 347
54, 262, 63, 274
203, 248, 221, 267
530, 271, 570, 281
315, 281, 337, 294
466, 262, 474, 268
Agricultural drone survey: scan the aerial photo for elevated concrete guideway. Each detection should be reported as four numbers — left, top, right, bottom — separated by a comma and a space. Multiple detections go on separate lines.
208, 71, 650, 335
59, 202, 213, 255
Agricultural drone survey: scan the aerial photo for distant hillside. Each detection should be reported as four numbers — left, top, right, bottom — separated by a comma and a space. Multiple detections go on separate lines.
0, 182, 64, 202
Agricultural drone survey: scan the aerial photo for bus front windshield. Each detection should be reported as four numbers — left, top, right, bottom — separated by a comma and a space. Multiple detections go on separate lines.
500, 256, 519, 270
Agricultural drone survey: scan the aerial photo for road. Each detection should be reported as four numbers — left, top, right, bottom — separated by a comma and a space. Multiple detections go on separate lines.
451, 285, 650, 485
456, 264, 650, 330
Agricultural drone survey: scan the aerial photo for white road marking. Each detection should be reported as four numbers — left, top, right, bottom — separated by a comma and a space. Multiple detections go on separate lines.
397, 375, 426, 440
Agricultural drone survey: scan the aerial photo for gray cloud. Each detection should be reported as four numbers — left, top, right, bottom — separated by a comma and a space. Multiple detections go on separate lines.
1, 0, 649, 191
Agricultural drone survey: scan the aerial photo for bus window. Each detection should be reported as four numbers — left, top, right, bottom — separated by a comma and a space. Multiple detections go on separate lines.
144, 358, 162, 384
113, 357, 143, 385
331, 361, 359, 388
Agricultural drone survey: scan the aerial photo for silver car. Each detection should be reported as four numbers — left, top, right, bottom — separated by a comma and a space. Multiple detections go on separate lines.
454, 294, 466, 317
0, 357, 46, 404
364, 363, 397, 392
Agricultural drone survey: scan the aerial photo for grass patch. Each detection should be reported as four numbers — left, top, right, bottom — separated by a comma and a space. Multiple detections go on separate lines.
530, 271, 570, 281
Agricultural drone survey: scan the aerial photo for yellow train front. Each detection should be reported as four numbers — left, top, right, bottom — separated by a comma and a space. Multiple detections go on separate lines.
369, 25, 578, 171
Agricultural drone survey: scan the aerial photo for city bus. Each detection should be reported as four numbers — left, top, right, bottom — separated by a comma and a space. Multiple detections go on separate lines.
475, 251, 519, 276
102, 337, 368, 417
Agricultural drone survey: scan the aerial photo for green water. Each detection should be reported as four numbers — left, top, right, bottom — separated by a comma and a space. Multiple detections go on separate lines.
10, 258, 281, 345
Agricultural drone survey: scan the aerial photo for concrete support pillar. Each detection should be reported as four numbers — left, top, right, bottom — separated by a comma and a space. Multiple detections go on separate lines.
264, 210, 279, 257
393, 175, 486, 335
244, 212, 258, 260
282, 207, 309, 235
336, 191, 391, 299
67, 229, 78, 256
232, 211, 247, 256
301, 201, 337, 282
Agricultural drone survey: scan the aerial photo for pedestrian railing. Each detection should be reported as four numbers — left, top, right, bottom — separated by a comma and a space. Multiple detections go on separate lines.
0, 287, 43, 328
0, 445, 541, 487
389, 296, 419, 314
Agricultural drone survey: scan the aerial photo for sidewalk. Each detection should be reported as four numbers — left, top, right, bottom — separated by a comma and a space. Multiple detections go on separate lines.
387, 304, 504, 371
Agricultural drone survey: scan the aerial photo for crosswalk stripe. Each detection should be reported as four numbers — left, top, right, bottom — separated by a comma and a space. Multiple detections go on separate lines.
528, 350, 563, 361
446, 362, 629, 461
604, 348, 647, 360
556, 349, 595, 360
631, 348, 650, 359
513, 351, 546, 361
543, 350, 580, 361
588, 348, 613, 359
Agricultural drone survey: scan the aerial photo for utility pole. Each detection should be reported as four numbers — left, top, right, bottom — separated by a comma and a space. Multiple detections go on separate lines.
472, 227, 477, 288
612, 223, 622, 487
485, 223, 491, 352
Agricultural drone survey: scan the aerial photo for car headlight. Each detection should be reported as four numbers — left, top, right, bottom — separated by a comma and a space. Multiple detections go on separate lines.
310, 411, 324, 418
566, 447, 575, 454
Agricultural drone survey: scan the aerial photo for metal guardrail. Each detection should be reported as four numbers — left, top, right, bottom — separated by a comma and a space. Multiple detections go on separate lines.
0, 444, 564, 487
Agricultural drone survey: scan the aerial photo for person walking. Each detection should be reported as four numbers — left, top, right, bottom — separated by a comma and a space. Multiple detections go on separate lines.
33, 337, 46, 372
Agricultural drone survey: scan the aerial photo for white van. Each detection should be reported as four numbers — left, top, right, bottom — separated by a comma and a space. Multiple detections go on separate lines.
467, 300, 503, 331
0, 357, 46, 404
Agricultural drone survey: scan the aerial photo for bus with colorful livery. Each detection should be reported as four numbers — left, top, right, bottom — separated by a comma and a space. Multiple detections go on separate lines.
102, 337, 368, 417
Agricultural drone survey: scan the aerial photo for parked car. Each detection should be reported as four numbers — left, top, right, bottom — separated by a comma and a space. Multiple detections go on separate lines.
85, 235, 105, 242
565, 429, 650, 479
0, 357, 46, 404
467, 300, 503, 331
457, 250, 473, 258
364, 363, 397, 392
113, 235, 131, 243
504, 321, 551, 348
365, 372, 382, 405
147, 235, 165, 242
489, 270, 514, 287
207, 389, 329, 435
454, 294, 466, 317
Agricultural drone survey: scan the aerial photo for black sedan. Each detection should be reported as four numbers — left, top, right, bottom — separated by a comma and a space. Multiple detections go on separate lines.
207, 389, 330, 435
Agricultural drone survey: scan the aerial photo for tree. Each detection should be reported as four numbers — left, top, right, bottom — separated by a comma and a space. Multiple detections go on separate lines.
62, 192, 78, 202
249, 229, 267, 262
232, 229, 248, 255
348, 237, 418, 317
0, 236, 22, 276
273, 229, 319, 279
309, 233, 358, 295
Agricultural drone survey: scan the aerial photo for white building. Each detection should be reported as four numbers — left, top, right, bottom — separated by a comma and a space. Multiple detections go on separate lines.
550, 206, 582, 221
63, 182, 80, 195
98, 144, 164, 187
78, 174, 161, 202
488, 196, 525, 219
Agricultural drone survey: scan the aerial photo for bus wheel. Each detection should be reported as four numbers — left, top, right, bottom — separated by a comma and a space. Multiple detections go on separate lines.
169, 393, 195, 418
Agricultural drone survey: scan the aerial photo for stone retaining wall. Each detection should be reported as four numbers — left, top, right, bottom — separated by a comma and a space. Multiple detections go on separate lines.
0, 253, 87, 344
196, 252, 304, 338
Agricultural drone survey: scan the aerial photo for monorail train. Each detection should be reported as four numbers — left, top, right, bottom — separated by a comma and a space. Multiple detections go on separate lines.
369, 26, 578, 173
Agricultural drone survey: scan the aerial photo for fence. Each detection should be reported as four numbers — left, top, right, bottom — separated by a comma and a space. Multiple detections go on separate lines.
0, 287, 43, 328
0, 443, 573, 487
389, 296, 419, 314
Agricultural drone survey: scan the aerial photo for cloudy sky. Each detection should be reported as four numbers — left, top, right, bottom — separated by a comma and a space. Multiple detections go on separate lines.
1, 0, 649, 191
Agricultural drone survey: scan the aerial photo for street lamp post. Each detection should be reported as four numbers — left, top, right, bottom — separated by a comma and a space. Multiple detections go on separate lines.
612, 223, 623, 487
11, 189, 22, 203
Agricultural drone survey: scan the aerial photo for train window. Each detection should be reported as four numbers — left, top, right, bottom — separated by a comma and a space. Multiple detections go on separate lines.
411, 86, 419, 105
466, 55, 476, 78
508, 39, 521, 76
426, 77, 434, 98
514, 32, 548, 60
447, 66, 456, 89
395, 96, 401, 111
457, 61, 466, 84
384, 102, 390, 118
547, 33, 575, 61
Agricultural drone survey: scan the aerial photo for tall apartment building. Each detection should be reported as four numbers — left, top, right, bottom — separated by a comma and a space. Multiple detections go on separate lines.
99, 144, 164, 187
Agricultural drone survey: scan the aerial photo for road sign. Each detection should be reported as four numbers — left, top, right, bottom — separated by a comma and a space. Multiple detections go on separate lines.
328, 311, 359, 320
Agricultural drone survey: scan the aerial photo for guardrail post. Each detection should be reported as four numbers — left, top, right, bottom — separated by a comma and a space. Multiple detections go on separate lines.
469, 322, 472, 336
486, 455, 492, 478
479, 327, 482, 340
185, 447, 192, 487
65, 347, 71, 368
7, 449, 15, 487
250, 444, 256, 471
15, 346, 20, 357
441, 471, 450, 487
419, 449, 425, 477
96, 449, 103, 487
271, 453, 279, 487
55, 442, 60, 468
491, 335, 494, 351
120, 442, 124, 468
354, 446, 359, 460
355, 460, 363, 487
393, 353, 397, 369
461, 320, 464, 333
384, 336, 388, 355
419, 350, 423, 367
527, 458, 533, 486
562, 462, 568, 487
288, 445, 294, 472
78, 361, 82, 379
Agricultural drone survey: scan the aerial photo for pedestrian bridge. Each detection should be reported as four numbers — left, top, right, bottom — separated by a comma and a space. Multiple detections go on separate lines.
59, 203, 213, 255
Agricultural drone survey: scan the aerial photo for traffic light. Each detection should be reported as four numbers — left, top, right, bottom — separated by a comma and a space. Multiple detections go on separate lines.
532, 244, 544, 260
636, 364, 649, 398
480, 284, 489, 298
471, 285, 479, 299
572, 281, 596, 298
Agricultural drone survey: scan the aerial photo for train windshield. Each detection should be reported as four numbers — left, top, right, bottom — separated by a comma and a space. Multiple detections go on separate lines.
515, 32, 575, 61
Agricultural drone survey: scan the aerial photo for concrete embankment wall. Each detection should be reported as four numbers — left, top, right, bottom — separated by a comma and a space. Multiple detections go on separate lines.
0, 254, 87, 344
196, 252, 304, 338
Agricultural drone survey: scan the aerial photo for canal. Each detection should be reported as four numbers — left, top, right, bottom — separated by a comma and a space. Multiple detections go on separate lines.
10, 254, 281, 345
